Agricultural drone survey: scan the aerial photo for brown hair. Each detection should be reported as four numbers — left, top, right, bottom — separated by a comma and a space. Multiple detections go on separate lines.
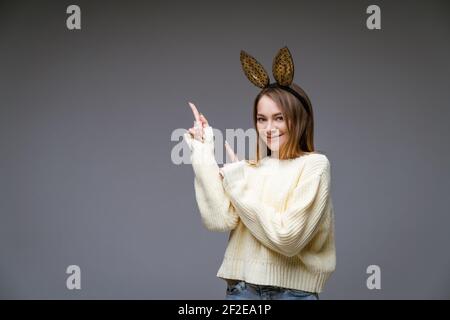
246, 83, 321, 165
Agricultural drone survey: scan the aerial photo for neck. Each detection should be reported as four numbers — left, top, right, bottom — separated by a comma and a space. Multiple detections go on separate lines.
270, 151, 279, 159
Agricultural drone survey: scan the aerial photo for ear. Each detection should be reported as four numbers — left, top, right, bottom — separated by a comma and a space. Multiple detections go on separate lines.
272, 46, 295, 86
240, 50, 270, 88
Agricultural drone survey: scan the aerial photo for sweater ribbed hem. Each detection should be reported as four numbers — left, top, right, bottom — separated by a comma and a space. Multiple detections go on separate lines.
216, 256, 332, 293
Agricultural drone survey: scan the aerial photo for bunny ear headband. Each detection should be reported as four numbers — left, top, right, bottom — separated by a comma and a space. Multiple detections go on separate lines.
240, 46, 311, 116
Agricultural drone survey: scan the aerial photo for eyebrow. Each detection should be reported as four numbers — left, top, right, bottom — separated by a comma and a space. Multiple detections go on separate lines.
256, 113, 283, 117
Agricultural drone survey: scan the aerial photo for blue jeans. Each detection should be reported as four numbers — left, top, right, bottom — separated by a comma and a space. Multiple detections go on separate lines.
225, 280, 319, 300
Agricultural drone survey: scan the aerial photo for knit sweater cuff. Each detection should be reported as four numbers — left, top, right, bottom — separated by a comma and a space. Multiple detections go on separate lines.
222, 160, 246, 192
183, 126, 217, 167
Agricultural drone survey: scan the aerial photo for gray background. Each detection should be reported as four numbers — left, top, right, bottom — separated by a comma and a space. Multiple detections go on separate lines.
1, 0, 449, 299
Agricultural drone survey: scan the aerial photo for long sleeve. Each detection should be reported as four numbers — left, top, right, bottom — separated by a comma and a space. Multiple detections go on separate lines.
183, 126, 240, 232
221, 157, 331, 257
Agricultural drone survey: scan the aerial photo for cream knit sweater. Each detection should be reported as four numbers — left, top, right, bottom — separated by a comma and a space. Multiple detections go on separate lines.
184, 126, 336, 293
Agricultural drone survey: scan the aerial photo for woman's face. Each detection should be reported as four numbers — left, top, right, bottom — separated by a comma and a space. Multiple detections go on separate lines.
256, 95, 289, 152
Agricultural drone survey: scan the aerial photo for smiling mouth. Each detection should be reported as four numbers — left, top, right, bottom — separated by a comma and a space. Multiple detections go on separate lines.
267, 133, 283, 139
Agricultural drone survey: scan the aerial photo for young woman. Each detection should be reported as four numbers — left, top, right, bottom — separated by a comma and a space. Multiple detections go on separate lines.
184, 47, 335, 300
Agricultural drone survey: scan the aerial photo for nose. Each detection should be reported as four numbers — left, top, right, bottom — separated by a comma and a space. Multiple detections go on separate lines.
266, 123, 279, 135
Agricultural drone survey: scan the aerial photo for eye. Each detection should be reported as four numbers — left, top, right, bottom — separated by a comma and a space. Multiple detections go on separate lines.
276, 116, 284, 121
257, 118, 266, 122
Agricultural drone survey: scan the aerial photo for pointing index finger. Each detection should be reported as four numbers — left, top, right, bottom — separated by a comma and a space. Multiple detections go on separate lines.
225, 140, 239, 162
188, 102, 201, 123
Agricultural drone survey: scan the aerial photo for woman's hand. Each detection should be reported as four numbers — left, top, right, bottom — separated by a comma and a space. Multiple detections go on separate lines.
219, 141, 239, 179
187, 102, 209, 142
185, 101, 238, 179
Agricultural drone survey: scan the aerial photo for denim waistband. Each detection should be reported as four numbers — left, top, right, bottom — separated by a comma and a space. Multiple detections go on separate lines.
226, 279, 316, 294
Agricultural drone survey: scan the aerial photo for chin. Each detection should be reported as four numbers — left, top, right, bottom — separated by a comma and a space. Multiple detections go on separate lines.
265, 138, 286, 152
266, 142, 285, 152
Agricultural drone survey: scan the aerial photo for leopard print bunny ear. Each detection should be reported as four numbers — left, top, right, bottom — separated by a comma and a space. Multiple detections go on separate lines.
272, 46, 295, 86
240, 50, 270, 88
